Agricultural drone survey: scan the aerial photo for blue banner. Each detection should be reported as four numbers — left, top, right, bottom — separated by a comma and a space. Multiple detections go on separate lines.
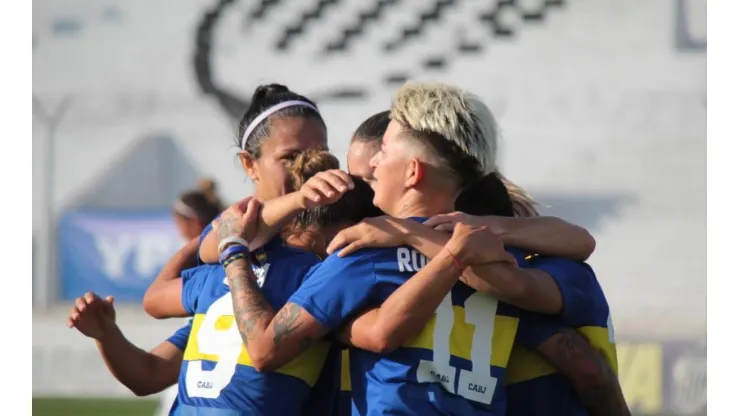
59, 210, 184, 302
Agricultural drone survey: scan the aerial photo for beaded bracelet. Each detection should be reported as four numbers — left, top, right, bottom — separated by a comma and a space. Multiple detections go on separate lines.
222, 252, 248, 269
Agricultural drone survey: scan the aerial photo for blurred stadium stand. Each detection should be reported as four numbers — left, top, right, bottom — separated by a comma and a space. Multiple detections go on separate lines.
32, 0, 706, 413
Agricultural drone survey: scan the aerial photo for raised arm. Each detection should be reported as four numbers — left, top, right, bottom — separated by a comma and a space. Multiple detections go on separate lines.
337, 223, 516, 354
143, 237, 199, 318
327, 216, 565, 315
67, 292, 185, 396
200, 170, 354, 263
212, 199, 332, 372
425, 212, 596, 261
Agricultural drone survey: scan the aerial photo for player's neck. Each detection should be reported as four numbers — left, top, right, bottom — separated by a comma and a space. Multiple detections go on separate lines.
392, 192, 455, 219
284, 228, 326, 258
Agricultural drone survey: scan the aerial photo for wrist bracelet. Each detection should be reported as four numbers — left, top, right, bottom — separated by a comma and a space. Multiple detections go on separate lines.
222, 253, 248, 269
445, 248, 466, 272
218, 236, 250, 254
219, 244, 250, 265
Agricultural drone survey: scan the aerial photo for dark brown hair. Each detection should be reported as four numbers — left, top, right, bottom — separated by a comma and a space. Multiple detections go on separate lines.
351, 110, 391, 151
175, 179, 225, 224
455, 172, 515, 217
237, 84, 325, 158
288, 149, 382, 230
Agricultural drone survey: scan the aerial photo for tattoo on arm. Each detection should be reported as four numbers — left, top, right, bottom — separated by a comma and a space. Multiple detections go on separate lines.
273, 303, 317, 352
273, 303, 303, 344
552, 330, 631, 416
217, 211, 240, 241
225, 261, 275, 348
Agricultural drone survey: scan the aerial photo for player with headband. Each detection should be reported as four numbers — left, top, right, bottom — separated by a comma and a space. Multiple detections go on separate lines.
67, 84, 338, 415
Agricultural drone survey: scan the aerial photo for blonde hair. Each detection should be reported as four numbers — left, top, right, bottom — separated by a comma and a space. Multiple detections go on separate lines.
390, 81, 498, 176
496, 170, 540, 217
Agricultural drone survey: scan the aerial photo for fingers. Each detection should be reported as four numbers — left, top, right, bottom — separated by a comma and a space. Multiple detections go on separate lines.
83, 291, 100, 304
338, 241, 364, 258
243, 198, 261, 223
234, 196, 253, 212
309, 177, 339, 200
304, 171, 354, 207
317, 170, 354, 191
302, 186, 323, 205
75, 297, 88, 313
326, 232, 348, 255
423, 212, 461, 228
105, 296, 115, 306
68, 305, 80, 325
433, 223, 455, 232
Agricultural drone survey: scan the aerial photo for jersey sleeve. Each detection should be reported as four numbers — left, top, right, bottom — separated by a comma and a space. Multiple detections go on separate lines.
512, 307, 566, 350
288, 250, 378, 330
166, 318, 193, 351
181, 266, 212, 315
529, 257, 599, 325
196, 219, 216, 265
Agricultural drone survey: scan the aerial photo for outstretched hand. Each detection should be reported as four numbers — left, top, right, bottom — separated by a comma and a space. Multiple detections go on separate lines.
67, 292, 117, 340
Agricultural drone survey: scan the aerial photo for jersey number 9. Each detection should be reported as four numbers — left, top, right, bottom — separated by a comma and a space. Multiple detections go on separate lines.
185, 293, 242, 399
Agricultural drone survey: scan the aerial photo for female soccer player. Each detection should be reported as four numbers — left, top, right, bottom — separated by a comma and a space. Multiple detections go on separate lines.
171, 179, 224, 242
158, 179, 224, 416
67, 83, 332, 411
148, 150, 382, 415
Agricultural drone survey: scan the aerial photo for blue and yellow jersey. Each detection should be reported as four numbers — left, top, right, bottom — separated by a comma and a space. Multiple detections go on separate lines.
174, 240, 335, 416
337, 350, 352, 416
289, 218, 560, 416
505, 258, 617, 416
167, 318, 194, 351
165, 320, 193, 416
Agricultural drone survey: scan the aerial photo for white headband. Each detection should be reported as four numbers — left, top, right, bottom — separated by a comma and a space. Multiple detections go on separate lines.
240, 100, 320, 151
173, 199, 199, 220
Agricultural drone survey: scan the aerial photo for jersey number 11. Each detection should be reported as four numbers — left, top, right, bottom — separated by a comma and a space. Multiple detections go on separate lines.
416, 292, 499, 405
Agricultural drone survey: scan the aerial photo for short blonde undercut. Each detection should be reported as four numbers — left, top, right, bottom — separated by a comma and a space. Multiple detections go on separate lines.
390, 81, 498, 175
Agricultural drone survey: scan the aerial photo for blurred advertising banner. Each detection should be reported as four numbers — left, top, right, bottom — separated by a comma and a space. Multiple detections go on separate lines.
618, 341, 706, 415
58, 210, 183, 302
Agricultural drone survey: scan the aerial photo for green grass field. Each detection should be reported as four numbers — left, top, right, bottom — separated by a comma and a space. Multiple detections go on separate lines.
32, 398, 691, 416
33, 398, 158, 416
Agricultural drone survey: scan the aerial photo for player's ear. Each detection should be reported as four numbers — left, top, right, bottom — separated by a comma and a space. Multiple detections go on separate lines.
404, 158, 423, 187
240, 152, 259, 182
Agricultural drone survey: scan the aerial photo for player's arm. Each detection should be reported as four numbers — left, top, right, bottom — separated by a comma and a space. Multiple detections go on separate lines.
96, 332, 185, 397
336, 247, 462, 354
337, 223, 515, 354
200, 170, 355, 263
67, 292, 186, 396
424, 212, 596, 261
223, 257, 331, 372
199, 194, 303, 263
143, 237, 199, 318
535, 329, 631, 416
328, 216, 565, 315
